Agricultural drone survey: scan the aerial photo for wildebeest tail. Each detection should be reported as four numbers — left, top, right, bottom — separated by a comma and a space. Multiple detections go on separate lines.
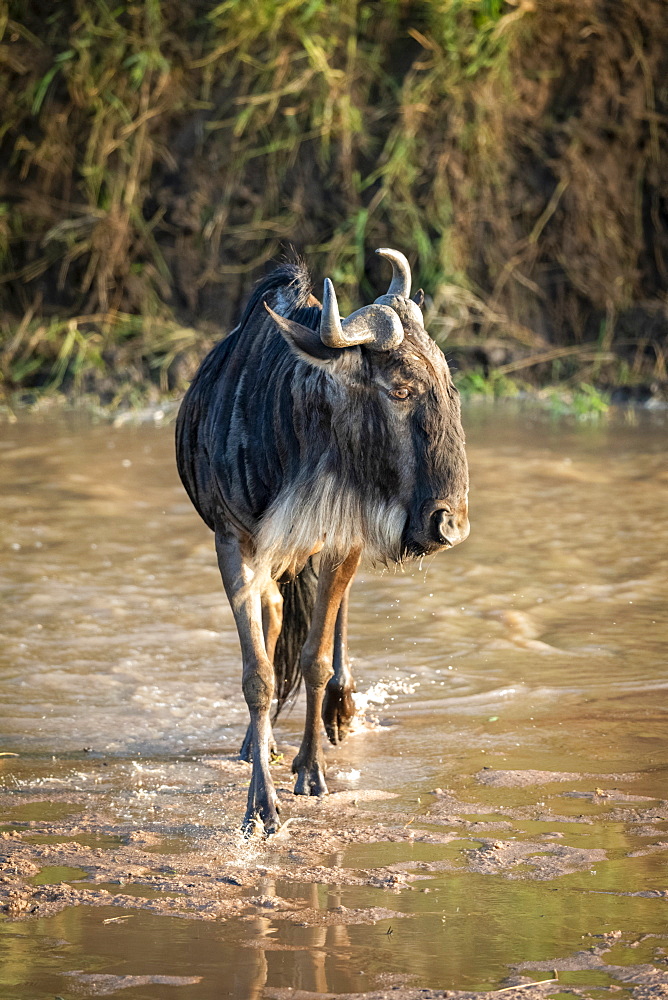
272, 558, 318, 720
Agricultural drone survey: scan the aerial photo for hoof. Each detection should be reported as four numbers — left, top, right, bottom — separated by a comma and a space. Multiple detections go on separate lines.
292, 756, 328, 797
322, 679, 356, 745
242, 800, 281, 837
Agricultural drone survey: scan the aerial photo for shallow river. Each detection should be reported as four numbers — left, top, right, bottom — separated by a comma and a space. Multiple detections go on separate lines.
1, 403, 667, 1000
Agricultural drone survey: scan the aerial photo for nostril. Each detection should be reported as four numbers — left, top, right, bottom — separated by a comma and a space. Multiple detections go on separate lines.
430, 508, 470, 547
431, 509, 457, 546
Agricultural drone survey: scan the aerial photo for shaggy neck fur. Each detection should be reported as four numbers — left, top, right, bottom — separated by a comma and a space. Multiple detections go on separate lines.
255, 466, 406, 578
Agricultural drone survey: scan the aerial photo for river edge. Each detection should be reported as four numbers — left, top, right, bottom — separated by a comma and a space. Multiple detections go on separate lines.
3, 379, 662, 429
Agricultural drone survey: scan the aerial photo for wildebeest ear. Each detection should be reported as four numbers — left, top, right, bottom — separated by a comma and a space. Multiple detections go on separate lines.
264, 302, 342, 365
412, 288, 425, 309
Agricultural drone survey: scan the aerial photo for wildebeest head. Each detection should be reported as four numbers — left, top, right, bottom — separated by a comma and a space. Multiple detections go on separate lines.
264, 249, 469, 565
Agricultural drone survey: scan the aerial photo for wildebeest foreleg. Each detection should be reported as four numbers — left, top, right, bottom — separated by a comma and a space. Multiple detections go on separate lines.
216, 531, 280, 834
239, 582, 282, 763
293, 547, 361, 796
322, 570, 358, 745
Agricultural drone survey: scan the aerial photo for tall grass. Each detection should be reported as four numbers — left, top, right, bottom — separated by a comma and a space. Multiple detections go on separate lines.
1, 0, 667, 400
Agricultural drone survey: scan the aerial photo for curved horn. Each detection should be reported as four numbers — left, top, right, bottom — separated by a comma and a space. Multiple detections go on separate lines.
376, 248, 412, 297
319, 277, 404, 352
319, 278, 349, 349
374, 247, 424, 326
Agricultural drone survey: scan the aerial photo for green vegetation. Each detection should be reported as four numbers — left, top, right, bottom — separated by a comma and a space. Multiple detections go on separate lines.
542, 382, 610, 420
1, 1, 667, 407
454, 370, 521, 400
453, 371, 611, 419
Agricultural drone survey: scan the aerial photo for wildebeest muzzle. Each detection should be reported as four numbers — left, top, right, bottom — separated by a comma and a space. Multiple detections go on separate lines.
404, 499, 470, 557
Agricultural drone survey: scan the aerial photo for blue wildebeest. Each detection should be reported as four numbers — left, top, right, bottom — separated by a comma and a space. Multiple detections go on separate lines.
176, 249, 469, 834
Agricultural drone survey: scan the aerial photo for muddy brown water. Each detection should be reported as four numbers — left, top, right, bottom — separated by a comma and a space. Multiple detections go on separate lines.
1, 404, 667, 1000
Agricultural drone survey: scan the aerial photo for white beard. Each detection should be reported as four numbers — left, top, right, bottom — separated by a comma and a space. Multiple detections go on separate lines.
254, 469, 406, 578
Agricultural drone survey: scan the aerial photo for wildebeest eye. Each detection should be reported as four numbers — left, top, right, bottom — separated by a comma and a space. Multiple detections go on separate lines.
389, 386, 411, 401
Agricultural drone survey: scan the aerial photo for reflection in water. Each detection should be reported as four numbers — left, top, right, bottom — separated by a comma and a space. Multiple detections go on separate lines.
1, 862, 667, 998
1, 405, 667, 998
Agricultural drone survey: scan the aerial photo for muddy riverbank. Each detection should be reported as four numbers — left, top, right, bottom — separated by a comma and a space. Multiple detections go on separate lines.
2, 754, 667, 998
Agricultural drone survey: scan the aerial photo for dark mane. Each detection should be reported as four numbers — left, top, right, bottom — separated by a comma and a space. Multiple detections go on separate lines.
236, 259, 321, 334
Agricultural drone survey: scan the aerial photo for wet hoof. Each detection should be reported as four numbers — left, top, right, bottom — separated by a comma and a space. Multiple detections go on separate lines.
242, 799, 281, 837
292, 755, 328, 796
322, 678, 356, 745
